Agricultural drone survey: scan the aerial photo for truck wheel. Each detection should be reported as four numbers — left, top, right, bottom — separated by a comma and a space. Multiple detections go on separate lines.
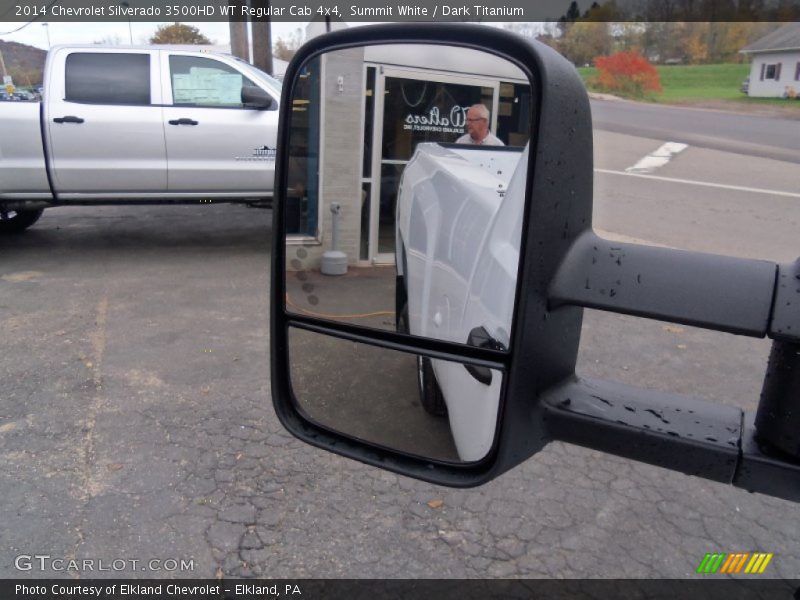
417, 356, 448, 417
0, 208, 44, 234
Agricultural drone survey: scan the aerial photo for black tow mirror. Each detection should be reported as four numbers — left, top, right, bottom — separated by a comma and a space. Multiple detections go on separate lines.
271, 24, 800, 502
242, 85, 275, 109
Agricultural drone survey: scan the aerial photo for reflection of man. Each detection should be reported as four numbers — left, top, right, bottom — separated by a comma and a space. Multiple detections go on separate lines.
456, 104, 504, 146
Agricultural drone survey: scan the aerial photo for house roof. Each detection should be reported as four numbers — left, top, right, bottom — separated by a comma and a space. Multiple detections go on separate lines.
740, 24, 800, 54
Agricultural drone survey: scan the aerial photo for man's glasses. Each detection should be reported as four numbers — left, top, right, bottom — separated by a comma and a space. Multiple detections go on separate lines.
466, 117, 487, 123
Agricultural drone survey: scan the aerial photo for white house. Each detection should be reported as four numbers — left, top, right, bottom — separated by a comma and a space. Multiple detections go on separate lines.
740, 24, 800, 98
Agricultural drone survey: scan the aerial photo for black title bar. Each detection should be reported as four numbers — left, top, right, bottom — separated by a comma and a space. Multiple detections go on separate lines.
4, 579, 800, 600
1, 0, 799, 22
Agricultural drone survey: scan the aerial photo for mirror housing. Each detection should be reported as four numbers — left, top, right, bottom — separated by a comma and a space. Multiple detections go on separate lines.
271, 24, 800, 502
272, 23, 593, 486
242, 85, 275, 109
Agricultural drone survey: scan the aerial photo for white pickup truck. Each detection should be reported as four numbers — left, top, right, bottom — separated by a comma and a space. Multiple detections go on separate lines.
395, 142, 526, 461
0, 45, 281, 233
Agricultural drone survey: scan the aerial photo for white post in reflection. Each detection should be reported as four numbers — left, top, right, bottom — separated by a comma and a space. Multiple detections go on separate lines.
321, 202, 347, 275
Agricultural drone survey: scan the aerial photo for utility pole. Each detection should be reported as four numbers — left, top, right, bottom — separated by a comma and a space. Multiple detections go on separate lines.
228, 0, 250, 61
250, 0, 273, 75
0, 48, 13, 95
119, 3, 133, 44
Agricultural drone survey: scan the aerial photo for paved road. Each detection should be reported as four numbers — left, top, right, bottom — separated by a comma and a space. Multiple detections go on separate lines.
592, 129, 800, 263
2, 198, 798, 580
590, 99, 800, 164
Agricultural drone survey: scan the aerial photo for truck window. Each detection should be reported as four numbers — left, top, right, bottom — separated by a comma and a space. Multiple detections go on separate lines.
65, 53, 150, 105
169, 55, 256, 108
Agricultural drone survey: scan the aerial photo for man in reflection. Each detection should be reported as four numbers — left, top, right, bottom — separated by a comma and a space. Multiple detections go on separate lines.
456, 104, 504, 146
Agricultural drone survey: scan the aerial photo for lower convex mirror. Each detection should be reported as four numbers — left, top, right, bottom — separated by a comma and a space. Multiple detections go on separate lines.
289, 328, 502, 463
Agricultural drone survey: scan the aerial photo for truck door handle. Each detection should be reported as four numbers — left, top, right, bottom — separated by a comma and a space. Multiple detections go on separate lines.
464, 326, 507, 385
168, 118, 198, 126
53, 116, 84, 124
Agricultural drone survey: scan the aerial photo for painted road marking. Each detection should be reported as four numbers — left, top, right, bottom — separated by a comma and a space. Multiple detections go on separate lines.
595, 168, 800, 200
625, 142, 688, 173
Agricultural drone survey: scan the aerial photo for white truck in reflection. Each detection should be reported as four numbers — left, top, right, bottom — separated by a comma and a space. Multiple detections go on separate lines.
395, 143, 527, 461
0, 45, 280, 234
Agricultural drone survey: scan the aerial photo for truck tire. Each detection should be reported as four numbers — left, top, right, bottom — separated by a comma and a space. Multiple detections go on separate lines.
0, 208, 44, 234
417, 356, 448, 417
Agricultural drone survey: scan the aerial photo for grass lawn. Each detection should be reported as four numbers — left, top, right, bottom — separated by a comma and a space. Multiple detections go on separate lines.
656, 63, 750, 101
576, 63, 799, 108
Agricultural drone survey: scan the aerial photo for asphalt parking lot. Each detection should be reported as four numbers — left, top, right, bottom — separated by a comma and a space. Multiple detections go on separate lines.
1, 200, 798, 579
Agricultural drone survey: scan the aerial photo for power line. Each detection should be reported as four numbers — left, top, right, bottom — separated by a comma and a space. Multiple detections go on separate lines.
0, 0, 61, 36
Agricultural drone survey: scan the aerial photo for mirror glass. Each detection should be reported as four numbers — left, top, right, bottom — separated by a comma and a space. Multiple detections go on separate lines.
289, 327, 503, 463
283, 44, 533, 351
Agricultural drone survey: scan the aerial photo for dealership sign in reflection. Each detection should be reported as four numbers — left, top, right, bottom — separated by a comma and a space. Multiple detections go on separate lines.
404, 106, 467, 133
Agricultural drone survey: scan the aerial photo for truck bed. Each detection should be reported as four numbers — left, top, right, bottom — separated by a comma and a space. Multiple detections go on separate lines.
0, 102, 52, 200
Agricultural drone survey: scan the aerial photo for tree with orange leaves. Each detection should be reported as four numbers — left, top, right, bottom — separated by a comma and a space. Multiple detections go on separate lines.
593, 50, 662, 98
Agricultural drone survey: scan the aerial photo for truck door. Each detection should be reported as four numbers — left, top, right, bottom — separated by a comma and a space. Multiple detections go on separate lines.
161, 53, 279, 195
45, 49, 167, 195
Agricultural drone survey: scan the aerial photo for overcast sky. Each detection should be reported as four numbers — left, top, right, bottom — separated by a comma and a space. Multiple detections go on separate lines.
0, 21, 307, 49
0, 21, 545, 51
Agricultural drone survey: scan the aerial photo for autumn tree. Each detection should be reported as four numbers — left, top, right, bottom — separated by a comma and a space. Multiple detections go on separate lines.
558, 22, 613, 66
684, 23, 710, 63
641, 22, 683, 63
273, 28, 304, 61
565, 0, 581, 21
593, 50, 662, 98
613, 23, 645, 53
272, 39, 294, 61
149, 23, 211, 45
641, 22, 781, 65
557, 0, 581, 35
582, 0, 621, 21
707, 22, 755, 63
8, 66, 43, 87
92, 35, 124, 45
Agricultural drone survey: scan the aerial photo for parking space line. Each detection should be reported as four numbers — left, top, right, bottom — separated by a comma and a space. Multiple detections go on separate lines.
625, 142, 688, 174
595, 168, 800, 199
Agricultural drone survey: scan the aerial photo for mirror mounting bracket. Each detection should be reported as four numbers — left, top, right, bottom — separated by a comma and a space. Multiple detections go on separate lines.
754, 337, 800, 463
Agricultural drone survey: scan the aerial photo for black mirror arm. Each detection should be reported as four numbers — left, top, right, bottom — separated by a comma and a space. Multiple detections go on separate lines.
544, 231, 800, 502
541, 378, 800, 502
547, 230, 778, 338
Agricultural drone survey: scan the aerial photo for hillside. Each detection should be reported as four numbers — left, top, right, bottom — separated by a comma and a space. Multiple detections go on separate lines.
0, 39, 47, 87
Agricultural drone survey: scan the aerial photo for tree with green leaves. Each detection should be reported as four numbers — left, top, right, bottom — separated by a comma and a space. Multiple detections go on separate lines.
149, 23, 211, 45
